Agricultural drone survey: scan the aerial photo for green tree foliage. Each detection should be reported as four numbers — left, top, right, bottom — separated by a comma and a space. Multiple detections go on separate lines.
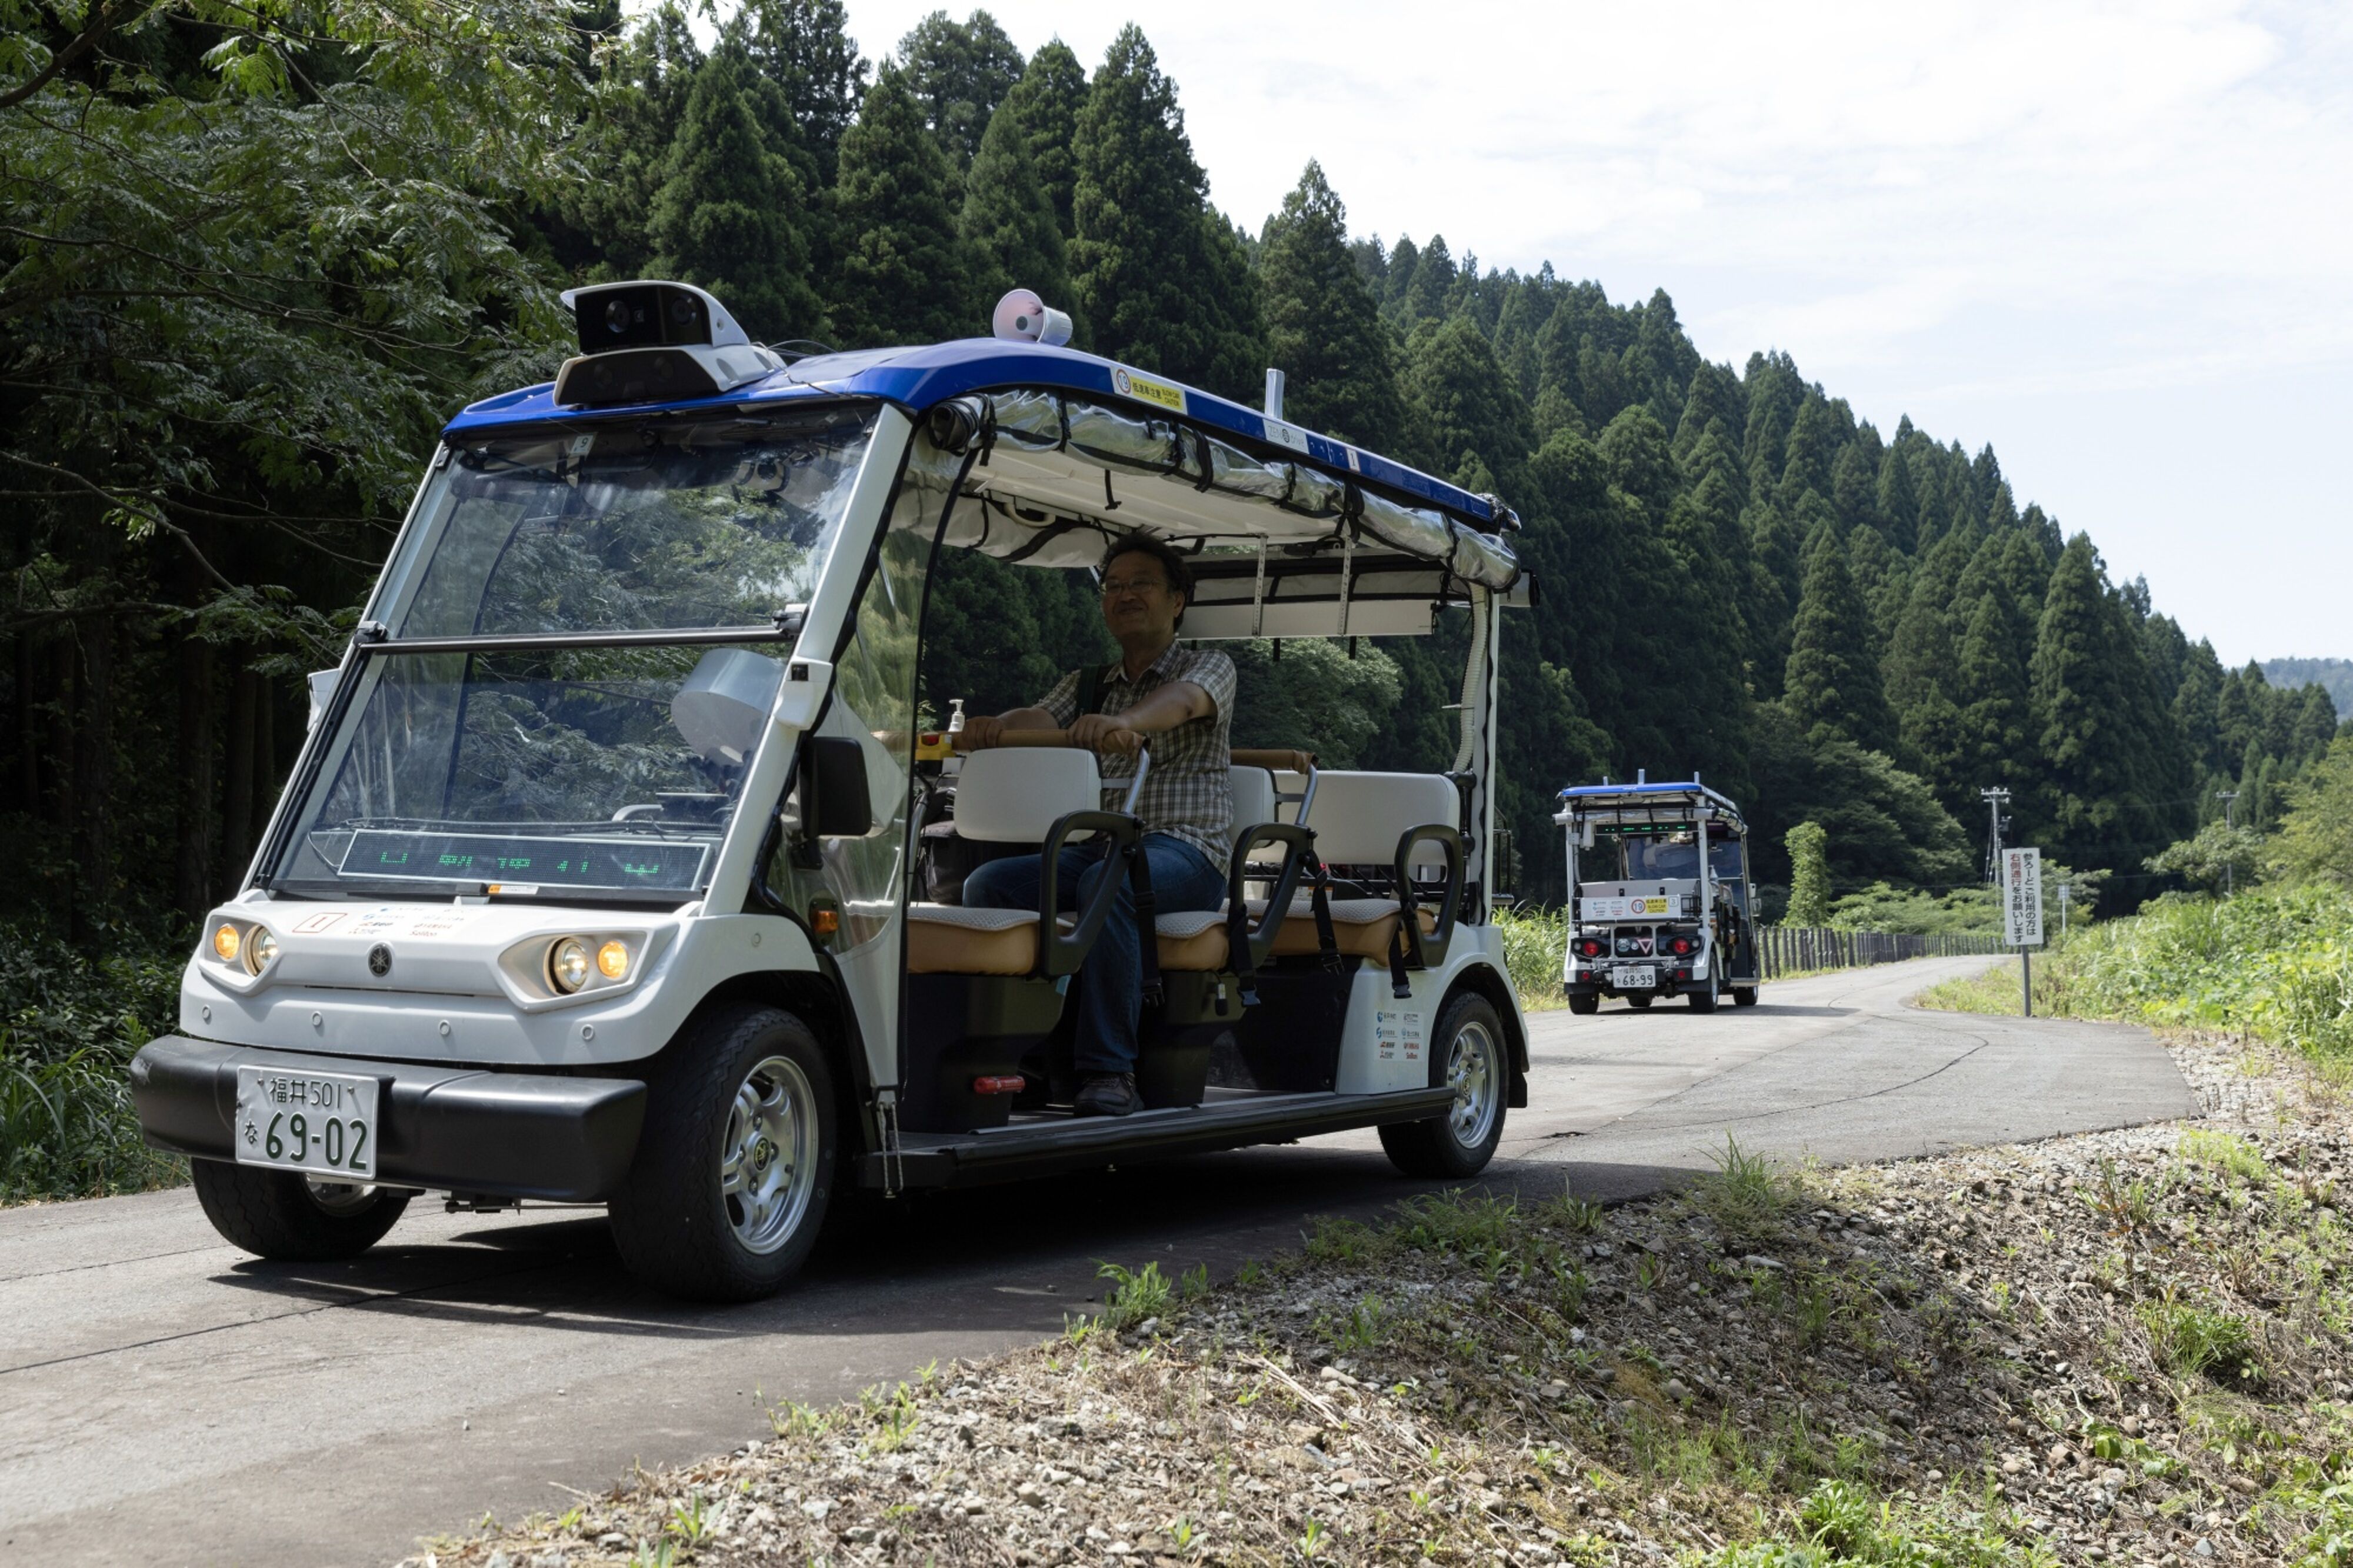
894, 8, 1024, 172
2271, 736, 2353, 890
649, 42, 823, 343
1783, 526, 1898, 753
1785, 823, 1832, 925
1068, 26, 1264, 400
993, 39, 1088, 237
2145, 821, 2266, 894
1257, 162, 1405, 449
959, 81, 1069, 316
828, 65, 974, 346
556, 2, 702, 282
736, 0, 866, 186
0, 0, 588, 935
2029, 535, 2193, 872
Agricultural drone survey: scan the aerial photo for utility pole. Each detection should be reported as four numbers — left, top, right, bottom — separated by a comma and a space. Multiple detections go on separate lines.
2216, 790, 2240, 895
1980, 787, 2012, 885
2058, 879, 2072, 937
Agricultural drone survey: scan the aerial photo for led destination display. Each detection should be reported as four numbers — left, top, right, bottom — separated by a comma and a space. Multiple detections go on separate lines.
338, 829, 711, 892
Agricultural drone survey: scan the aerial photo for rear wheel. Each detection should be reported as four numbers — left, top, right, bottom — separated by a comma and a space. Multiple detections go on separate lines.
1625, 993, 1654, 1010
608, 1005, 838, 1302
1566, 992, 1599, 1016
1380, 992, 1507, 1179
1689, 972, 1719, 1013
190, 1160, 411, 1261
1733, 986, 1759, 1007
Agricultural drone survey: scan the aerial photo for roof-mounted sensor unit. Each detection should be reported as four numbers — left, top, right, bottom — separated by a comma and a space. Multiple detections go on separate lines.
552, 280, 782, 408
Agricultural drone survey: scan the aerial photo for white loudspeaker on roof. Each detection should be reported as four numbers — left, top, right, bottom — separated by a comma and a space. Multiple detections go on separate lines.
991, 288, 1072, 347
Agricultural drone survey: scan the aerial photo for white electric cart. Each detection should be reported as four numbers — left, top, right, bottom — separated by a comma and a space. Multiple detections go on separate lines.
130, 281, 1538, 1299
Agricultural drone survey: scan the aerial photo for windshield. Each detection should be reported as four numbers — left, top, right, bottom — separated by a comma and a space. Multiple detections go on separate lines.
271, 644, 786, 900
1617, 833, 1701, 881
379, 404, 877, 638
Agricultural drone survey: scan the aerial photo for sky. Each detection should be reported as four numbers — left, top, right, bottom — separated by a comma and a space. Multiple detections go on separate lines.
825, 0, 2353, 665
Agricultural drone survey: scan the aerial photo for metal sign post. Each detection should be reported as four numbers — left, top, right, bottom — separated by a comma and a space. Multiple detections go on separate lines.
2002, 848, 2044, 1016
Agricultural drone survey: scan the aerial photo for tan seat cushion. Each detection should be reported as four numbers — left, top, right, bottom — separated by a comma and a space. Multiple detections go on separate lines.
1255, 896, 1438, 959
1154, 909, 1229, 971
906, 904, 1040, 975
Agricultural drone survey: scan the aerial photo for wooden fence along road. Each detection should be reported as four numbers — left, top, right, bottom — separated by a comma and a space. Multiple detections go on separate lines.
1757, 927, 2007, 979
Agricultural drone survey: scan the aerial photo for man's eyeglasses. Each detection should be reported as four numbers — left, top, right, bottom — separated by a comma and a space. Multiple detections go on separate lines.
1099, 576, 1166, 597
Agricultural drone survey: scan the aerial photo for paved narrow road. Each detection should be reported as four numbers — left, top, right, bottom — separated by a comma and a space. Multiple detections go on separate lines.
2, 956, 2195, 1567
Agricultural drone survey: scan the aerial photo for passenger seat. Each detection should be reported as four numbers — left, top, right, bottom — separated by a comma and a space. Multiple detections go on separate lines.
905, 749, 1099, 975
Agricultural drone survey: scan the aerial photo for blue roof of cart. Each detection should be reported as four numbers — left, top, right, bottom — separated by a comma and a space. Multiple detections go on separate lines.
445, 338, 1508, 532
1558, 779, 1747, 816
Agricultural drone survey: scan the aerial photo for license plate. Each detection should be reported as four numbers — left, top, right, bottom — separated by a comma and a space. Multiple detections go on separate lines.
234, 1066, 379, 1179
1612, 966, 1657, 989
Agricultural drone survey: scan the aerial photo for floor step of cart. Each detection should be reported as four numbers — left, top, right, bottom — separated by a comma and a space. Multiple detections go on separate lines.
864, 1086, 1456, 1189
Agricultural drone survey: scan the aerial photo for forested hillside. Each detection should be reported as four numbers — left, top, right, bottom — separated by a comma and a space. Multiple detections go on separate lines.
2, 0, 2339, 945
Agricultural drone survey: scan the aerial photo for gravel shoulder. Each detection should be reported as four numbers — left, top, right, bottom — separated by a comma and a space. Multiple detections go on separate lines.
409, 1026, 2352, 1567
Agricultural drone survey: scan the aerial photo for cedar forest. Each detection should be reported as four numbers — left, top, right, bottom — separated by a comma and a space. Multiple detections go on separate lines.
4, 0, 2342, 960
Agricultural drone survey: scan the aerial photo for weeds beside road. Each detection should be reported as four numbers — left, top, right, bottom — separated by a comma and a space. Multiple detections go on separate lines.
0, 927, 183, 1203
1919, 887, 2353, 1063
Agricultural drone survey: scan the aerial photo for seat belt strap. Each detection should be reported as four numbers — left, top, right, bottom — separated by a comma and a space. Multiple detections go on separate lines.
1129, 840, 1162, 1009
1225, 890, 1260, 1008
1306, 852, 1342, 972
1387, 919, 1413, 1000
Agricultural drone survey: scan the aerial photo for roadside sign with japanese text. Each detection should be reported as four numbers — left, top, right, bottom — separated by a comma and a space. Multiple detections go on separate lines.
2002, 848, 2044, 947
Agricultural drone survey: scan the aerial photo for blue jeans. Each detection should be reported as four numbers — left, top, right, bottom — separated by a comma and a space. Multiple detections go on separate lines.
963, 833, 1227, 1076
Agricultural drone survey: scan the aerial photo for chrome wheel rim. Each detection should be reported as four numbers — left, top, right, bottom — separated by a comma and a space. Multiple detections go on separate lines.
1445, 1020, 1501, 1149
306, 1179, 378, 1216
721, 1054, 818, 1255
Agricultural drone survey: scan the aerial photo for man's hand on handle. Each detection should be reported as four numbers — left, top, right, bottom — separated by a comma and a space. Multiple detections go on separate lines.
1067, 713, 1144, 756
959, 713, 1006, 750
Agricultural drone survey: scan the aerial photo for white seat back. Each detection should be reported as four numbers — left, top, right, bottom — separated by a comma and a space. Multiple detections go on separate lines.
1229, 766, 1278, 838
954, 749, 1102, 843
1308, 771, 1458, 869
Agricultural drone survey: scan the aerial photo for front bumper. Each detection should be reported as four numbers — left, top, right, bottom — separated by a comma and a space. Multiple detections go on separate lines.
129, 1036, 646, 1202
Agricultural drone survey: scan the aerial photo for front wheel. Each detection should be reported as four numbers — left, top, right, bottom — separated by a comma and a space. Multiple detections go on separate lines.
608, 1005, 838, 1302
1380, 992, 1508, 1179
1733, 986, 1759, 1007
190, 1160, 411, 1261
1625, 992, 1654, 1010
1566, 992, 1599, 1016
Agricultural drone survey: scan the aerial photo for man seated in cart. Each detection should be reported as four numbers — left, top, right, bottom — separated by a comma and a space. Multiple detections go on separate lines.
958, 535, 1237, 1118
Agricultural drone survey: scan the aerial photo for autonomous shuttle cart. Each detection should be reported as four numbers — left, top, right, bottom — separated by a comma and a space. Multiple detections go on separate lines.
129, 281, 1538, 1299
1555, 776, 1760, 1014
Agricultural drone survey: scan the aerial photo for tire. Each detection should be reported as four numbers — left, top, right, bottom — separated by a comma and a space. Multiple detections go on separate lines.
1733, 986, 1759, 1007
1689, 972, 1719, 1013
189, 1159, 410, 1261
1379, 992, 1508, 1179
608, 1004, 838, 1302
1567, 992, 1599, 1016
1625, 993, 1654, 1009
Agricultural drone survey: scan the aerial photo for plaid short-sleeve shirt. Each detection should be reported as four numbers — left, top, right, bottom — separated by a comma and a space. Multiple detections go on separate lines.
1039, 643, 1237, 873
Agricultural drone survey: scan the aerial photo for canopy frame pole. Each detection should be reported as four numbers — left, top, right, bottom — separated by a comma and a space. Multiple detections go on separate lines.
1336, 529, 1356, 639
1249, 537, 1268, 639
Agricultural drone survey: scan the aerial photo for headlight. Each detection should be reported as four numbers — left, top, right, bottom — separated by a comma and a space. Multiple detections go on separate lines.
212, 923, 241, 962
596, 940, 630, 982
245, 928, 278, 974
549, 937, 592, 993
